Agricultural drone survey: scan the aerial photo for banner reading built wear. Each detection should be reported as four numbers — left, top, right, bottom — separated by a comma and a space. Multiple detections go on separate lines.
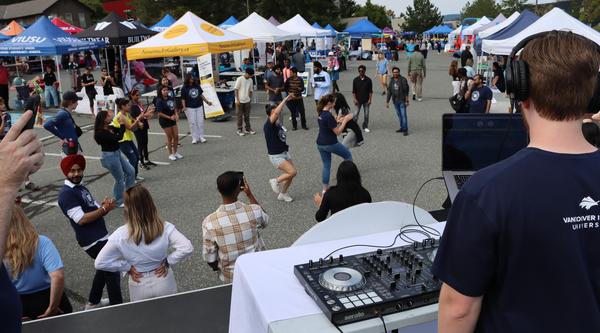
197, 54, 225, 118
126, 11, 253, 60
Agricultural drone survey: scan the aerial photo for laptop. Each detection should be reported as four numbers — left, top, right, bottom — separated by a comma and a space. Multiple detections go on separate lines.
442, 113, 529, 202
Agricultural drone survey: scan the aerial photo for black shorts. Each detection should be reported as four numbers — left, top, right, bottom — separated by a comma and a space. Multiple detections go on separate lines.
159, 118, 176, 129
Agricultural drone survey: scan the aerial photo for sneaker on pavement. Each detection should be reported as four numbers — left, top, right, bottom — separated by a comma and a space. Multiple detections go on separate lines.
136, 175, 145, 181
269, 179, 280, 194
278, 192, 293, 202
192, 139, 198, 144
24, 182, 39, 191
247, 130, 256, 135
174, 153, 183, 159
236, 130, 246, 136
169, 154, 177, 161
412, 94, 416, 101
281, 126, 288, 132
418, 98, 423, 102
404, 131, 409, 136
356, 140, 365, 146
85, 298, 110, 310
146, 161, 157, 167
364, 128, 370, 133
200, 137, 207, 143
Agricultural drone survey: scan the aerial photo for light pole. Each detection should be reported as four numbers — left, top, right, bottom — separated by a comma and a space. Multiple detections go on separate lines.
246, 0, 250, 16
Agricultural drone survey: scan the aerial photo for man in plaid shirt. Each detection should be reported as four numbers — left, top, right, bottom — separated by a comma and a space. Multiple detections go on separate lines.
202, 171, 269, 283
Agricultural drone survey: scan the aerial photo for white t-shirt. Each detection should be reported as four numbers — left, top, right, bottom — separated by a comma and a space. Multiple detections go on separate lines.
235, 76, 253, 103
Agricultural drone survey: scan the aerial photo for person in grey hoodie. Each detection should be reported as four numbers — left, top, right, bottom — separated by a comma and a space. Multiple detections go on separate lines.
386, 67, 410, 135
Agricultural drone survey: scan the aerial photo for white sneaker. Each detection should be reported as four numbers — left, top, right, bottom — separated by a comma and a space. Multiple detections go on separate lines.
169, 154, 177, 161
281, 126, 288, 132
192, 139, 198, 144
200, 137, 207, 143
174, 153, 183, 159
418, 98, 423, 102
247, 130, 256, 135
237, 130, 245, 136
269, 178, 280, 194
118, 203, 125, 208
85, 298, 110, 310
278, 192, 293, 202
136, 175, 145, 181
364, 128, 370, 133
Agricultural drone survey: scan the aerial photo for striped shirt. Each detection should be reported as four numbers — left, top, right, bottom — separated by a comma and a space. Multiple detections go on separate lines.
202, 201, 269, 283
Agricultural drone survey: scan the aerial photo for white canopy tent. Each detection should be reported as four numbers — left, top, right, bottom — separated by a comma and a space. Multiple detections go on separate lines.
472, 14, 506, 36
478, 12, 520, 39
277, 14, 331, 37
482, 8, 600, 55
228, 12, 299, 42
462, 17, 491, 36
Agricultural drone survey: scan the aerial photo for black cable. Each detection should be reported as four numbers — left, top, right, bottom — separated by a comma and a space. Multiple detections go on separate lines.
379, 314, 388, 333
334, 324, 344, 332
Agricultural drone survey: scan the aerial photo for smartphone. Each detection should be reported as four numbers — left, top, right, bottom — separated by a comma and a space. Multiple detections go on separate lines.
235, 171, 244, 189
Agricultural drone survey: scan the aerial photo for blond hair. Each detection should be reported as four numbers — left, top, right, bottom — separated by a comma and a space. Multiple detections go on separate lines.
4, 205, 38, 278
124, 185, 164, 245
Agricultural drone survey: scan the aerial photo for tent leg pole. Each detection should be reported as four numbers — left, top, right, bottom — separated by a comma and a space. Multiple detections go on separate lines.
105, 48, 109, 69
55, 55, 62, 97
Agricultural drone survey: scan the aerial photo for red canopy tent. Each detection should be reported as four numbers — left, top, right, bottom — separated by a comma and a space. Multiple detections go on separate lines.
51, 17, 83, 35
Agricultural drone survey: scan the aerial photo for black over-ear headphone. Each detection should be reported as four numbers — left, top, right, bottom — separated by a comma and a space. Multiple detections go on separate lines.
505, 30, 600, 113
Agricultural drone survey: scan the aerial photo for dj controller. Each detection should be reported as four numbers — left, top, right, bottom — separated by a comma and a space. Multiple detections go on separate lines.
294, 238, 441, 326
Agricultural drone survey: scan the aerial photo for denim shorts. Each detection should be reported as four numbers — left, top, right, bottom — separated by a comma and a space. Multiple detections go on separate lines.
268, 151, 291, 168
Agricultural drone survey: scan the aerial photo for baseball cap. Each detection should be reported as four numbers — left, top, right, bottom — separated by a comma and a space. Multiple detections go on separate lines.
63, 91, 83, 102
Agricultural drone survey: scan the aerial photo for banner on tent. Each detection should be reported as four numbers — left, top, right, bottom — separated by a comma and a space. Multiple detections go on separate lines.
197, 54, 225, 118
298, 72, 309, 98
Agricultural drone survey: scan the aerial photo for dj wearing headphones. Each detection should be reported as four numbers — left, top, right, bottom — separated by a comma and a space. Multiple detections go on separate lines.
432, 31, 600, 332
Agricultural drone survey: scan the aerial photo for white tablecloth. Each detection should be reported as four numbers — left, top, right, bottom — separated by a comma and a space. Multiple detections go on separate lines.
229, 222, 447, 333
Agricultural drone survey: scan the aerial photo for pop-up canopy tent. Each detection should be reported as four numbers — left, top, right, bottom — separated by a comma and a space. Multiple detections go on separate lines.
472, 14, 506, 35
382, 27, 397, 35
218, 16, 239, 30
126, 11, 253, 60
311, 22, 323, 29
344, 18, 381, 37
462, 17, 491, 35
476, 10, 539, 53
0, 20, 24, 36
483, 8, 600, 55
324, 24, 338, 37
478, 12, 519, 39
150, 14, 176, 32
268, 16, 281, 26
51, 17, 83, 35
77, 12, 157, 46
278, 14, 331, 37
228, 12, 299, 42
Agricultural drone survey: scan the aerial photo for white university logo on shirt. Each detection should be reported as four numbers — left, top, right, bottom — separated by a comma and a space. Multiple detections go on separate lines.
562, 196, 600, 231
167, 100, 175, 110
471, 91, 480, 102
189, 88, 199, 99
580, 196, 600, 210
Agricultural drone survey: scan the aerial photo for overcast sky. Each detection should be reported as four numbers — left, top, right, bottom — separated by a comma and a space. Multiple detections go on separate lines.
355, 0, 550, 16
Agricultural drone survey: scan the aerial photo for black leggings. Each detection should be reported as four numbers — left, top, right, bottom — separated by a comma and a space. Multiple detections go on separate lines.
135, 129, 149, 162
20, 287, 72, 320
85, 240, 123, 305
332, 81, 340, 93
345, 119, 363, 143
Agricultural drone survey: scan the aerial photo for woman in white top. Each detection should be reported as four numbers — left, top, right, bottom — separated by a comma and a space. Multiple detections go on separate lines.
95, 185, 193, 301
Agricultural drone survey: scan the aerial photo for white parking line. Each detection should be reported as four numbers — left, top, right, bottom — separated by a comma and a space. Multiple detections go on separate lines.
40, 124, 94, 142
44, 153, 171, 166
20, 198, 59, 207
147, 132, 223, 138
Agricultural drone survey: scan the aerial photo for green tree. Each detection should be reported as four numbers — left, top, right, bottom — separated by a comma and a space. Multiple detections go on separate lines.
79, 0, 105, 21
580, 0, 600, 26
338, 0, 359, 19
500, 0, 527, 16
353, 0, 391, 28
401, 0, 443, 33
461, 0, 501, 19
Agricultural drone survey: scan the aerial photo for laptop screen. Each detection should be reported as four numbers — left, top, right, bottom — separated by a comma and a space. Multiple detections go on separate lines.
442, 114, 529, 171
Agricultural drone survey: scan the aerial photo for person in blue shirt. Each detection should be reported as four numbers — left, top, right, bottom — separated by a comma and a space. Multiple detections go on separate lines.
181, 75, 212, 145
465, 74, 492, 114
4, 203, 72, 320
57, 154, 123, 309
43, 91, 82, 155
433, 32, 600, 333
315, 94, 353, 192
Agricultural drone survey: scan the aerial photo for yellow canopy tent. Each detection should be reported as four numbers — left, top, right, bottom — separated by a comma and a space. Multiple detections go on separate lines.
126, 11, 253, 60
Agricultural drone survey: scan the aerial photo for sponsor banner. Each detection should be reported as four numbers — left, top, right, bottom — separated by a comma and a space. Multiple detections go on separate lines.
197, 54, 224, 118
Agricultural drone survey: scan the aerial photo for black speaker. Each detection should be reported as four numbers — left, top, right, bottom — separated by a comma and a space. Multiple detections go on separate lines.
505, 31, 600, 113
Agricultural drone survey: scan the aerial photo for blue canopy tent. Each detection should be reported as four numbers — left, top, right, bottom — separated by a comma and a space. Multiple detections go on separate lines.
150, 14, 176, 32
434, 25, 453, 34
343, 18, 381, 38
0, 16, 105, 93
218, 16, 239, 30
475, 10, 539, 54
311, 22, 323, 29
324, 24, 338, 37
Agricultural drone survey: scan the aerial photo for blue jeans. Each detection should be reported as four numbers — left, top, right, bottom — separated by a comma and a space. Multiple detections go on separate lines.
100, 151, 135, 205
317, 143, 352, 186
354, 103, 370, 129
393, 101, 408, 132
44, 86, 59, 108
119, 141, 139, 177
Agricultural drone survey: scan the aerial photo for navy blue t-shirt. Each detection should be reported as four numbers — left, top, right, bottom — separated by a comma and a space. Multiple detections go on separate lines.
58, 183, 108, 248
264, 118, 288, 155
433, 148, 600, 332
316, 111, 338, 145
156, 96, 176, 128
468, 85, 493, 113
181, 84, 204, 109
0, 264, 21, 333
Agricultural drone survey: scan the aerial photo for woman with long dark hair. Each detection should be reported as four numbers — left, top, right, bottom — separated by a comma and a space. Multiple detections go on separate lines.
129, 89, 155, 169
314, 161, 372, 221
156, 85, 182, 161
333, 93, 364, 147
93, 110, 135, 206
181, 75, 212, 144
316, 94, 353, 192
95, 185, 193, 301
4, 203, 73, 319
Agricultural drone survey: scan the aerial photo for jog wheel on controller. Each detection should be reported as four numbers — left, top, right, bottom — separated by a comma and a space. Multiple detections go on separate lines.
318, 267, 366, 292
